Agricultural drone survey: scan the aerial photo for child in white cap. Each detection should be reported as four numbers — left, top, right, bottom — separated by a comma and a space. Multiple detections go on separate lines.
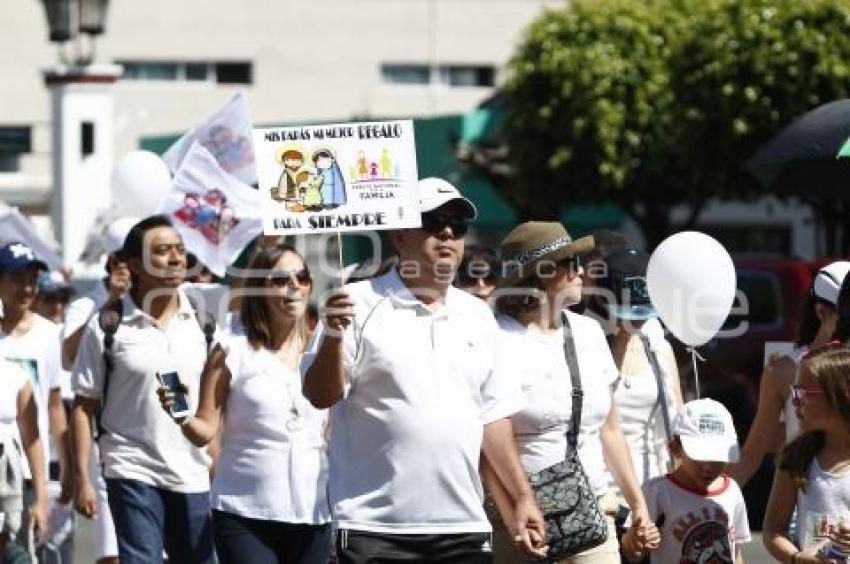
622, 398, 751, 563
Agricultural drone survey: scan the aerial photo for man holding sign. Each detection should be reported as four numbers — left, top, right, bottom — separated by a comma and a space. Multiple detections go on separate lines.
302, 178, 546, 563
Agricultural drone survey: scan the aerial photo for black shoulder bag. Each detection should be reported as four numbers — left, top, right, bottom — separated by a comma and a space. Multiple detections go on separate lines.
526, 312, 608, 560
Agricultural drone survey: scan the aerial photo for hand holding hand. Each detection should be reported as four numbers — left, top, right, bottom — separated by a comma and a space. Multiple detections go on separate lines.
511, 493, 549, 559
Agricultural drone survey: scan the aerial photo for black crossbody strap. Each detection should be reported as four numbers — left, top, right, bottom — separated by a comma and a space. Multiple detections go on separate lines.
96, 299, 123, 438
560, 311, 583, 451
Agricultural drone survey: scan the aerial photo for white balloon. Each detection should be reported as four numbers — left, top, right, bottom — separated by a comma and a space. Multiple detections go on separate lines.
647, 231, 736, 347
111, 151, 172, 217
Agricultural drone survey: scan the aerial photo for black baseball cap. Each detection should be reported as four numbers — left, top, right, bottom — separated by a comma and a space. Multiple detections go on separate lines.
598, 249, 656, 321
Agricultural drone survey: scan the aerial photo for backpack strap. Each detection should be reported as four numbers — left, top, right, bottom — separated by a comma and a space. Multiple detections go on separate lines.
95, 294, 216, 438
96, 299, 123, 439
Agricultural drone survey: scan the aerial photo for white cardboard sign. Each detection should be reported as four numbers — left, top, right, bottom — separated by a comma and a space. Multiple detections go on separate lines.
254, 120, 420, 235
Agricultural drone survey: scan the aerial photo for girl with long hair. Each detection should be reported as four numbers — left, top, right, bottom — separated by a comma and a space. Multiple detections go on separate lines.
764, 346, 850, 562
160, 244, 330, 564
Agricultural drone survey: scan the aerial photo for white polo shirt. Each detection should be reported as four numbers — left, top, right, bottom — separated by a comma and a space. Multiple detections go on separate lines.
73, 288, 214, 493
301, 268, 523, 534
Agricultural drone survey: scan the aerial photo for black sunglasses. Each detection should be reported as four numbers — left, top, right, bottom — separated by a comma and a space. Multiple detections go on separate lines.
421, 213, 469, 238
268, 268, 311, 286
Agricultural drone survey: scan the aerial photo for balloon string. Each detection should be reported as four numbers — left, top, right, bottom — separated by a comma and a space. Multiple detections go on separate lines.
688, 347, 703, 399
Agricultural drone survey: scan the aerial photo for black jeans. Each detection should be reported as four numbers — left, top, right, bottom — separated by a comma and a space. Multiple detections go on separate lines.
336, 529, 493, 564
212, 510, 332, 564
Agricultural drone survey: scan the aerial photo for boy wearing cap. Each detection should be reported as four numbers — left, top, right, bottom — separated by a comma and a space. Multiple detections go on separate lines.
303, 178, 546, 563
623, 399, 750, 563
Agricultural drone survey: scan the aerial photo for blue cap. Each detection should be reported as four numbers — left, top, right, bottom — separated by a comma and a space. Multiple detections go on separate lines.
0, 242, 48, 274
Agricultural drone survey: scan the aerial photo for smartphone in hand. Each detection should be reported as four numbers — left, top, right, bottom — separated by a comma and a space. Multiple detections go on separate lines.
157, 371, 191, 419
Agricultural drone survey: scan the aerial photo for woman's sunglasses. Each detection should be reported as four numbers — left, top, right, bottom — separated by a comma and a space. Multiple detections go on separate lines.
421, 213, 469, 238
268, 268, 311, 286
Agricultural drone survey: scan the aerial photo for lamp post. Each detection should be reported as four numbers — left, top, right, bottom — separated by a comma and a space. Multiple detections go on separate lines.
39, 0, 121, 270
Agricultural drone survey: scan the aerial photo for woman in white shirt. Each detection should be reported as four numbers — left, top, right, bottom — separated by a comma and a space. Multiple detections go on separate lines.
160, 244, 330, 564
594, 249, 682, 490
487, 222, 657, 564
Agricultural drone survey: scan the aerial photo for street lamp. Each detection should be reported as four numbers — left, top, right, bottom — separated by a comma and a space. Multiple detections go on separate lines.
40, 0, 109, 65
39, 0, 121, 270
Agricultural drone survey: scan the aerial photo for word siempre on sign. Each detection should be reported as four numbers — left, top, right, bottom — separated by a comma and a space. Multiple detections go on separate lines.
273, 212, 387, 230
254, 119, 420, 235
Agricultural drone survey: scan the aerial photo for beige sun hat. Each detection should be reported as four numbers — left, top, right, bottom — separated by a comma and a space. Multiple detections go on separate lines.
497, 221, 595, 288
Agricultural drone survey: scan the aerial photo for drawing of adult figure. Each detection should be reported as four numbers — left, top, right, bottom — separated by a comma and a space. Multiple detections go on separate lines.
303, 178, 547, 563
380, 148, 392, 178
489, 222, 658, 563
161, 244, 331, 564
274, 149, 305, 203
312, 148, 347, 209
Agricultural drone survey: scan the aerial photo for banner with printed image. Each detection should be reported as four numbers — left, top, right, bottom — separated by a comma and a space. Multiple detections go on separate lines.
163, 91, 257, 186
254, 120, 420, 235
158, 142, 263, 277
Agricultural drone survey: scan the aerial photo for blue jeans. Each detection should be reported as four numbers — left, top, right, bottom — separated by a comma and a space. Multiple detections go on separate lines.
106, 478, 214, 564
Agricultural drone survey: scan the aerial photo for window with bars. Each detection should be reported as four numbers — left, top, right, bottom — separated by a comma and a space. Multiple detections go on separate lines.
117, 61, 253, 85
381, 63, 495, 87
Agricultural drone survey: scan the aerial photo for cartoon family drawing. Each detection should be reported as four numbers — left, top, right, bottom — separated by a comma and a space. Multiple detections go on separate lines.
351, 148, 400, 182
174, 188, 240, 245
270, 145, 348, 212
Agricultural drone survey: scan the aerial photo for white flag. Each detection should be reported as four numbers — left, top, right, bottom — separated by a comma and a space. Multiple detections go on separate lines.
158, 142, 262, 277
162, 92, 257, 185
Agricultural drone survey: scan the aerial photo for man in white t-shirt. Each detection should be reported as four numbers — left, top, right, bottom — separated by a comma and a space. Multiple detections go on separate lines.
0, 242, 71, 557
71, 216, 215, 564
303, 178, 546, 563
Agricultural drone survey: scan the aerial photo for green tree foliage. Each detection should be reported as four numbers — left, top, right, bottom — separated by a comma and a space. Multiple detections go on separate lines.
502, 0, 850, 245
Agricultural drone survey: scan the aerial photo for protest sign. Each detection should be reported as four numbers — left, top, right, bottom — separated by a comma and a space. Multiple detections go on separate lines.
254, 120, 420, 235
158, 142, 263, 277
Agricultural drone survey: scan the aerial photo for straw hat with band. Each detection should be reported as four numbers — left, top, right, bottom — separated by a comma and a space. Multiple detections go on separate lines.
498, 221, 595, 289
